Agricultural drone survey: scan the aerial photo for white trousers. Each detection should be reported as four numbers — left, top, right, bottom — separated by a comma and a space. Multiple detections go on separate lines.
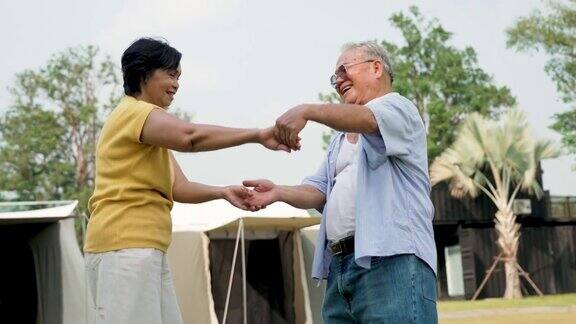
85, 248, 184, 324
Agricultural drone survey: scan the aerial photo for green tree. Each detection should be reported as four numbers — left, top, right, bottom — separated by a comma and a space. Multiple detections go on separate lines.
320, 6, 516, 160
507, 0, 576, 167
430, 110, 559, 299
507, 0, 576, 103
551, 109, 576, 168
0, 45, 121, 219
0, 92, 75, 200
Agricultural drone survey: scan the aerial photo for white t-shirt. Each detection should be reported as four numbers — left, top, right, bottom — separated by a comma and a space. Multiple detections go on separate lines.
325, 135, 359, 242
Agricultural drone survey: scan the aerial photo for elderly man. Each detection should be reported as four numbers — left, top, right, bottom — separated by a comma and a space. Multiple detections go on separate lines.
244, 41, 437, 323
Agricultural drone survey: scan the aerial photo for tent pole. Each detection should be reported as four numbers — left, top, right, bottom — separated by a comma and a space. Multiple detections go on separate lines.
222, 221, 242, 324
241, 219, 247, 324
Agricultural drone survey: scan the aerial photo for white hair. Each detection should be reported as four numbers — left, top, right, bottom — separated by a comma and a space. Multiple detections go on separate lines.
342, 41, 394, 83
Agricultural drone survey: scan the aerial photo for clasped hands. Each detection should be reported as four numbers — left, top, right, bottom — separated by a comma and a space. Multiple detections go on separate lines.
258, 104, 310, 153
224, 104, 311, 211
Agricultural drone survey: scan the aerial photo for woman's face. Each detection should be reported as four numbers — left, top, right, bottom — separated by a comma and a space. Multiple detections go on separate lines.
139, 65, 181, 108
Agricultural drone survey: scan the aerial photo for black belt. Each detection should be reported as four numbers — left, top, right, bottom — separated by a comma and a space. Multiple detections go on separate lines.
329, 236, 354, 256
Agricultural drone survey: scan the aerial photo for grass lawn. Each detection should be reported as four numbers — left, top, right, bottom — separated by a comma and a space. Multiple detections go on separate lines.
438, 293, 576, 323
441, 312, 576, 324
438, 293, 576, 312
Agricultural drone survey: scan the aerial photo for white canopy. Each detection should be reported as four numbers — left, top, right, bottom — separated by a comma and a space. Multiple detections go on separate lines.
171, 200, 313, 232
168, 201, 321, 324
0, 201, 85, 324
0, 201, 78, 224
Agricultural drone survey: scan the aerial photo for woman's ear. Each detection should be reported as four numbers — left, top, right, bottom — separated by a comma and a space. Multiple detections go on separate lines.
139, 76, 148, 92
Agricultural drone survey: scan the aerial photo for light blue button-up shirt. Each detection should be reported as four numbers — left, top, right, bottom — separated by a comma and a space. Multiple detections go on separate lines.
303, 92, 437, 280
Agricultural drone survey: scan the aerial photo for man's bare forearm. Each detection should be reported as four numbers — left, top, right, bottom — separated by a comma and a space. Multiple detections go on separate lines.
305, 104, 378, 133
276, 184, 325, 210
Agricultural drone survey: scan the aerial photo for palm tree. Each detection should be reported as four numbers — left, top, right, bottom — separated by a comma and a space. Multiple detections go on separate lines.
430, 110, 559, 299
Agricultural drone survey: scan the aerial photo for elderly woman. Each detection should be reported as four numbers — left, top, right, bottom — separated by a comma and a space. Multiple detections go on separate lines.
84, 38, 289, 324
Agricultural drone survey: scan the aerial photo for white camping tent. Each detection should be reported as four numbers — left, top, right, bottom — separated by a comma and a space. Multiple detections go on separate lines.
0, 201, 85, 324
168, 201, 324, 324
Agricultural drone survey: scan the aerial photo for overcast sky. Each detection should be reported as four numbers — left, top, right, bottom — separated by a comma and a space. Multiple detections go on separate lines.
1, 0, 574, 195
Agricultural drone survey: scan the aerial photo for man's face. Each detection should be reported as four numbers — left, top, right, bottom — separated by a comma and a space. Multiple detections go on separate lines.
333, 49, 379, 105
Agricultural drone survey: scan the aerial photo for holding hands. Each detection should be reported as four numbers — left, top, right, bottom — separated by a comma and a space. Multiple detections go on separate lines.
242, 179, 279, 211
255, 104, 316, 153
222, 104, 324, 211
222, 185, 254, 210
236, 106, 310, 210
258, 126, 294, 153
273, 104, 310, 151
220, 180, 278, 211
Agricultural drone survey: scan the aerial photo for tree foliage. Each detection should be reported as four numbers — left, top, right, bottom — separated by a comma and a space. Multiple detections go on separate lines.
320, 6, 516, 160
507, 0, 576, 167
0, 45, 121, 215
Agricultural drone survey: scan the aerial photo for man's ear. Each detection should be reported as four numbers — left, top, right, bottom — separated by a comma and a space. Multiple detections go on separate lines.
373, 60, 384, 79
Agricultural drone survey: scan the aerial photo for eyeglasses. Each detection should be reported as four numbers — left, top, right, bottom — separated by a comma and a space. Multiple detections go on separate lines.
330, 60, 375, 89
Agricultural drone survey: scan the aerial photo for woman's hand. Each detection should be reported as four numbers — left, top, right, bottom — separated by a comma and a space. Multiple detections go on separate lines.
222, 185, 253, 210
259, 126, 300, 152
242, 179, 280, 211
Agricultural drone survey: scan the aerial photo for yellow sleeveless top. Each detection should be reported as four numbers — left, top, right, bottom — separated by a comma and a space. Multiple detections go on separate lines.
84, 96, 174, 253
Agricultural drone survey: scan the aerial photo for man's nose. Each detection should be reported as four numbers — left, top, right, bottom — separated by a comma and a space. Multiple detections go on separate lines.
335, 77, 346, 92
336, 72, 347, 84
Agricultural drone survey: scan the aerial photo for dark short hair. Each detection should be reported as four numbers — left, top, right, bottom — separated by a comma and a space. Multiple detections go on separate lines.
121, 38, 182, 96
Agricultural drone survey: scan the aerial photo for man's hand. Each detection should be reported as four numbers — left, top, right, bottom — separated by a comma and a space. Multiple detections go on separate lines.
242, 179, 280, 211
275, 104, 311, 150
222, 185, 253, 210
259, 127, 298, 152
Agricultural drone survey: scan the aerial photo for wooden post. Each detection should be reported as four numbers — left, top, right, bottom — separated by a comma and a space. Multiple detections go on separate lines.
517, 263, 544, 296
472, 253, 503, 300
471, 253, 544, 300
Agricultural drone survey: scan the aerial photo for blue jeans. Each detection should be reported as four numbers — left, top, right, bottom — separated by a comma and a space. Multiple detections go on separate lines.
322, 253, 437, 323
